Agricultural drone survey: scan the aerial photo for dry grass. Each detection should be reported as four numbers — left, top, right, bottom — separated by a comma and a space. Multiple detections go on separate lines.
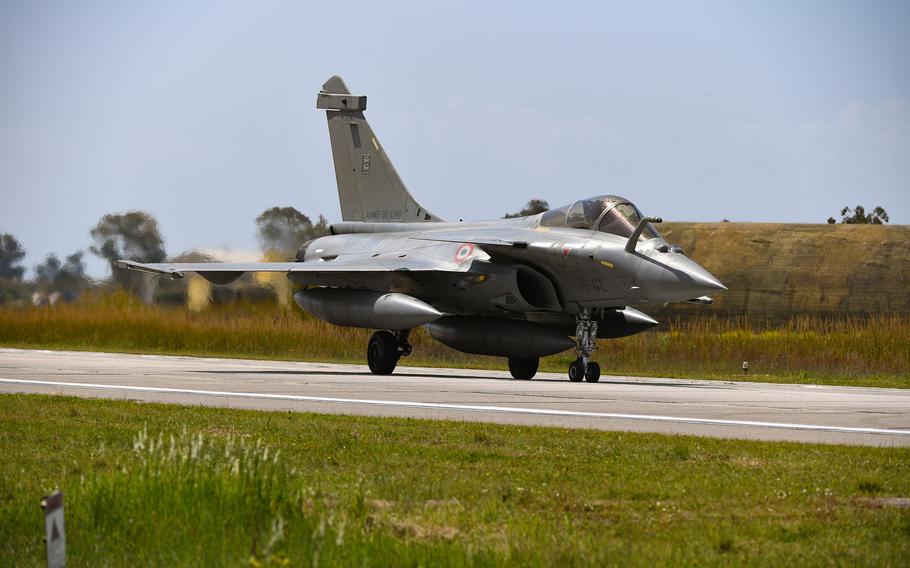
1, 293, 907, 388
572, 313, 910, 386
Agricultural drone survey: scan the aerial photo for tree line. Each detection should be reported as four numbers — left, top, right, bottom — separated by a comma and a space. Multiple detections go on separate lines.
0, 206, 329, 306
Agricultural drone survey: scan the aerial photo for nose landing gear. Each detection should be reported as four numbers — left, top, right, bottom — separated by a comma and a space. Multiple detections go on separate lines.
367, 329, 412, 375
569, 308, 601, 383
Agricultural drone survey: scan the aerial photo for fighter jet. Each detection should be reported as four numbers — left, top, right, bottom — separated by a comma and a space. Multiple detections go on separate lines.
119, 76, 726, 382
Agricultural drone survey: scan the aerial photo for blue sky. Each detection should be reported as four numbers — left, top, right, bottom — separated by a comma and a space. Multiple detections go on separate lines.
2, 0, 908, 277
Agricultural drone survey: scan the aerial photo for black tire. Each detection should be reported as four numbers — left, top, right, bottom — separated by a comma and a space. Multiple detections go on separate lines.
568, 359, 585, 382
508, 357, 539, 380
367, 331, 399, 375
585, 362, 601, 383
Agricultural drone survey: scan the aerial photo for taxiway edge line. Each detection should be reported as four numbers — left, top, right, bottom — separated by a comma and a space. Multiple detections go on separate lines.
3, 377, 910, 437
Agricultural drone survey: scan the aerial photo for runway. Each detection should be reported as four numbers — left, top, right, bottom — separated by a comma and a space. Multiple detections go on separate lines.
1, 348, 908, 447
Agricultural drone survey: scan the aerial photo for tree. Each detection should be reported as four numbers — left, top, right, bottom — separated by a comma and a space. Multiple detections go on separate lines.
0, 233, 26, 281
90, 211, 166, 302
828, 205, 889, 225
503, 199, 550, 219
33, 251, 88, 302
0, 233, 29, 303
56, 251, 88, 296
255, 206, 329, 258
33, 253, 61, 292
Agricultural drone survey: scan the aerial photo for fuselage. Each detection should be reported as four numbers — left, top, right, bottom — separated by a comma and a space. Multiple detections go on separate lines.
297, 200, 725, 316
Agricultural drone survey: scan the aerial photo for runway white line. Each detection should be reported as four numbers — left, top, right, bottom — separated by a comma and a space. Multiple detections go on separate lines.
4, 377, 910, 437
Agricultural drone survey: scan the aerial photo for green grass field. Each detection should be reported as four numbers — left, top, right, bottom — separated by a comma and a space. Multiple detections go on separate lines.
1, 394, 908, 566
1, 296, 908, 388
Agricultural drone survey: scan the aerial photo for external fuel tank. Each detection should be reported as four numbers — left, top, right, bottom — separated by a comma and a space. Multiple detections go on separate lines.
425, 316, 575, 358
294, 288, 442, 330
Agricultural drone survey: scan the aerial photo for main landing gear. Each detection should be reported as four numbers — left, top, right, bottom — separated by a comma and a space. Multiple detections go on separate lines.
367, 329, 412, 375
569, 308, 601, 383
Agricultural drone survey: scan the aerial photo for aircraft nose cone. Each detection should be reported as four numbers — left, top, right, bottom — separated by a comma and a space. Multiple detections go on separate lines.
637, 254, 726, 302
671, 258, 726, 298
688, 269, 727, 293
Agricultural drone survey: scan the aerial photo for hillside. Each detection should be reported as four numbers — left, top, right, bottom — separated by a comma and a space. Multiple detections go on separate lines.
655, 222, 910, 319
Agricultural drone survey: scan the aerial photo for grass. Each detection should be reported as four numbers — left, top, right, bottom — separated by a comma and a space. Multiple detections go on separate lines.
1, 394, 908, 566
1, 294, 908, 389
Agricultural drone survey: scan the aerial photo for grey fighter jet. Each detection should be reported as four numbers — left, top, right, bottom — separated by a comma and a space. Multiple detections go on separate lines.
119, 76, 726, 382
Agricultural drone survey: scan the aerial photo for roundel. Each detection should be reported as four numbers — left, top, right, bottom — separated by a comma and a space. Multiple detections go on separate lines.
454, 243, 474, 262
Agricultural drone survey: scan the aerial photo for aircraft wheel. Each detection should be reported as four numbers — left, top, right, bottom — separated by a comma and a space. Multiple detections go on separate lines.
367, 331, 399, 375
508, 357, 539, 380
585, 362, 601, 383
568, 359, 585, 382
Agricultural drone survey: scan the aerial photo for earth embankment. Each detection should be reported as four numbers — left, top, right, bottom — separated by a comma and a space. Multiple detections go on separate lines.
655, 222, 910, 319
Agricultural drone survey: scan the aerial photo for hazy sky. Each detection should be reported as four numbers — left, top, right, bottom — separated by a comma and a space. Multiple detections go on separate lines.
2, 0, 908, 277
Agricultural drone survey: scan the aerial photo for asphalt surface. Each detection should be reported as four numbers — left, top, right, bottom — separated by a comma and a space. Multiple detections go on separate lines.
1, 348, 908, 447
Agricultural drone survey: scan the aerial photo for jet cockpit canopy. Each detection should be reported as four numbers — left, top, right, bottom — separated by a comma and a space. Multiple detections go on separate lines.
541, 195, 662, 241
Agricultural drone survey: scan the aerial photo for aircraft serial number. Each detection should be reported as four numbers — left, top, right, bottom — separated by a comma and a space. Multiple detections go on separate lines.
576, 278, 609, 293
366, 209, 404, 220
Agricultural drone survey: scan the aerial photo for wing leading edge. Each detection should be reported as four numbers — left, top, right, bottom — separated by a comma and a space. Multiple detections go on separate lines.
116, 260, 301, 278
116, 254, 472, 284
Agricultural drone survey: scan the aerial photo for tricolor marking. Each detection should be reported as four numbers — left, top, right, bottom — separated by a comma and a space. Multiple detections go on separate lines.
454, 243, 474, 262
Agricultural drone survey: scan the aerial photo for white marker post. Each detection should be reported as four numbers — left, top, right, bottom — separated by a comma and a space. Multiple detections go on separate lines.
41, 490, 65, 568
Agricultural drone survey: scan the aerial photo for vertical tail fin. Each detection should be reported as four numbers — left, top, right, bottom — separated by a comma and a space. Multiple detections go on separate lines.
317, 76, 441, 223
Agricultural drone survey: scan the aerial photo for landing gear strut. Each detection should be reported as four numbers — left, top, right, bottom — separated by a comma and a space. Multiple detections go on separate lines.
367, 329, 412, 375
569, 308, 601, 383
